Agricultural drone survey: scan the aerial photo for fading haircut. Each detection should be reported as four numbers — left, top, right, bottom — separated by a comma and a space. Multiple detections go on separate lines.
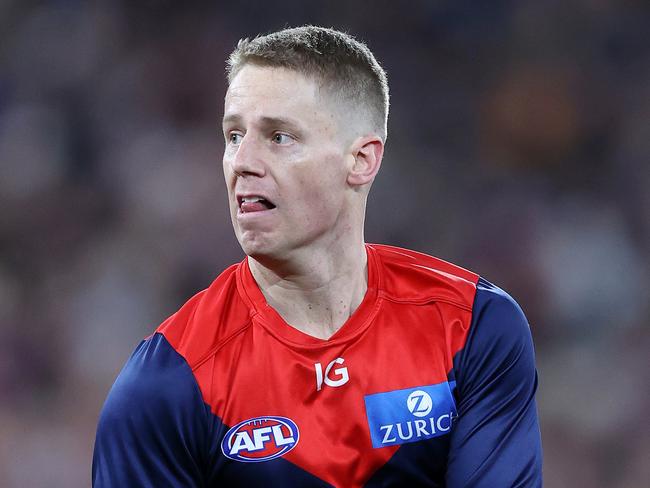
227, 25, 389, 140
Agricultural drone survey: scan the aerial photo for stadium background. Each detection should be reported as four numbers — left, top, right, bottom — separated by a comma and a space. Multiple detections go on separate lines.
0, 1, 648, 486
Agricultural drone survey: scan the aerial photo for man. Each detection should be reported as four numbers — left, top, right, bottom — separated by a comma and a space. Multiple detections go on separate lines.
93, 26, 542, 487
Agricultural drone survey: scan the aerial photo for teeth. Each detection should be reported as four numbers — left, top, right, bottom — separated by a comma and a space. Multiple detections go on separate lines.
242, 196, 263, 203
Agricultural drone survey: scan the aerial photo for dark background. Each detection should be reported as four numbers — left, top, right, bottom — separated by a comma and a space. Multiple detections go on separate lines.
0, 1, 648, 486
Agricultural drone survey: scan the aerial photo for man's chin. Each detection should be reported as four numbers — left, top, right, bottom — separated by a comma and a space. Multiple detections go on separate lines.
238, 236, 279, 260
240, 239, 298, 270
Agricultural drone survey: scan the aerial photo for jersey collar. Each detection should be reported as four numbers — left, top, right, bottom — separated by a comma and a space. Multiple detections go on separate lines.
236, 245, 382, 347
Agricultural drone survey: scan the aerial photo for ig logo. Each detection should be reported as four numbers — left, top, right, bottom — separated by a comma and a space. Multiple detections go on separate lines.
406, 390, 433, 417
314, 357, 349, 391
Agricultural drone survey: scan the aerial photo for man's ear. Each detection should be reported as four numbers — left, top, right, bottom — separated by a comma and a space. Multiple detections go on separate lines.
347, 136, 384, 187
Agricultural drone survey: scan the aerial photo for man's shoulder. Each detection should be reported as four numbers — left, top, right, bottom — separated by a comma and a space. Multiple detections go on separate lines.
369, 244, 479, 310
155, 260, 252, 369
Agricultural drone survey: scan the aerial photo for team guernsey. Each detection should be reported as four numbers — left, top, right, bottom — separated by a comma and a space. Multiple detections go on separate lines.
93, 244, 542, 487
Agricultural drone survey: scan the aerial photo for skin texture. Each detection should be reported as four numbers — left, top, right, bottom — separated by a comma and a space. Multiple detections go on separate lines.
222, 65, 384, 339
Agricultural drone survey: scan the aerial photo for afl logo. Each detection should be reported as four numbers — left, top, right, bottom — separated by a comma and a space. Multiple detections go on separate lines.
221, 416, 300, 463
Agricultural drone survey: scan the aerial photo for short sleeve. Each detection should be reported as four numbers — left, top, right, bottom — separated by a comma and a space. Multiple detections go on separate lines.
92, 333, 212, 487
446, 278, 543, 487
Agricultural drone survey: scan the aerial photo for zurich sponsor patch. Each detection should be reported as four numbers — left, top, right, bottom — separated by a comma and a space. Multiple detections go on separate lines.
364, 381, 457, 448
221, 416, 300, 462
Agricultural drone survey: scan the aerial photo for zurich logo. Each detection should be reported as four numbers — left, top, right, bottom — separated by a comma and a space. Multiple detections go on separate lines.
406, 390, 433, 417
221, 416, 300, 463
364, 381, 458, 448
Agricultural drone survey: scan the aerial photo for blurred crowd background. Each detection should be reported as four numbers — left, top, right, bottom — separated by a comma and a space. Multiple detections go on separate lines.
0, 0, 648, 486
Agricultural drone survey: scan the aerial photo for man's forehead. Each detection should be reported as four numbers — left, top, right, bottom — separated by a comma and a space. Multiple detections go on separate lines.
226, 65, 319, 102
223, 65, 341, 127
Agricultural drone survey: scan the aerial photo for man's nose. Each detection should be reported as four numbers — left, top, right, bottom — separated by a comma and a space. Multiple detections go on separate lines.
231, 135, 266, 177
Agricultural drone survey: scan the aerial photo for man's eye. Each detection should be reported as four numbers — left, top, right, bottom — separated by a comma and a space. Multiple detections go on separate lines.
272, 133, 292, 144
229, 133, 243, 145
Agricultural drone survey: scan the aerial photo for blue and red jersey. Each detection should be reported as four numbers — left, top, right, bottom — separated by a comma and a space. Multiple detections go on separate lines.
93, 244, 542, 487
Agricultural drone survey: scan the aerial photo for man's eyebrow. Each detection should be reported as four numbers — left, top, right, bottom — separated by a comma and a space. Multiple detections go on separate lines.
222, 113, 242, 126
222, 114, 301, 130
257, 116, 301, 129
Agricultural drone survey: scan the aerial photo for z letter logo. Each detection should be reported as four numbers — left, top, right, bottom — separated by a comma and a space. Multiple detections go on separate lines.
407, 390, 433, 417
315, 357, 349, 391
364, 382, 458, 448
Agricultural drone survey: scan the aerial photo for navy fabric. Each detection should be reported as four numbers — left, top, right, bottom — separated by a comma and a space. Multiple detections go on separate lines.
445, 278, 542, 487
365, 434, 450, 487
92, 334, 333, 487
93, 277, 542, 487
363, 278, 542, 487
93, 334, 213, 486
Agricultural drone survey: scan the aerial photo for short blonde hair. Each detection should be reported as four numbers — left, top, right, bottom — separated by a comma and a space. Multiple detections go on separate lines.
227, 25, 389, 140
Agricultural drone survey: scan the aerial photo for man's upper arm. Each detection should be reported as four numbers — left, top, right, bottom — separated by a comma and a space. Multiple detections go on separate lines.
446, 278, 543, 487
92, 333, 211, 487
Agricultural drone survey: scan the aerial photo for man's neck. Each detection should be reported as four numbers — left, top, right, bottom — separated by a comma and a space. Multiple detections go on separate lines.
248, 244, 368, 340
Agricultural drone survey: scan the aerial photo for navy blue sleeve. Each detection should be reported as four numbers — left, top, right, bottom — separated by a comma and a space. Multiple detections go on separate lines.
446, 278, 543, 487
92, 333, 213, 487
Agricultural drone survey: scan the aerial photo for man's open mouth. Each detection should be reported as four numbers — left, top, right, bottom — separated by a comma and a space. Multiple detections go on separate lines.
238, 195, 276, 213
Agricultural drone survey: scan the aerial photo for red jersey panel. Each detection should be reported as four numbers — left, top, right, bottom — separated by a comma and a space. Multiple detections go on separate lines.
158, 244, 475, 487
93, 244, 542, 487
